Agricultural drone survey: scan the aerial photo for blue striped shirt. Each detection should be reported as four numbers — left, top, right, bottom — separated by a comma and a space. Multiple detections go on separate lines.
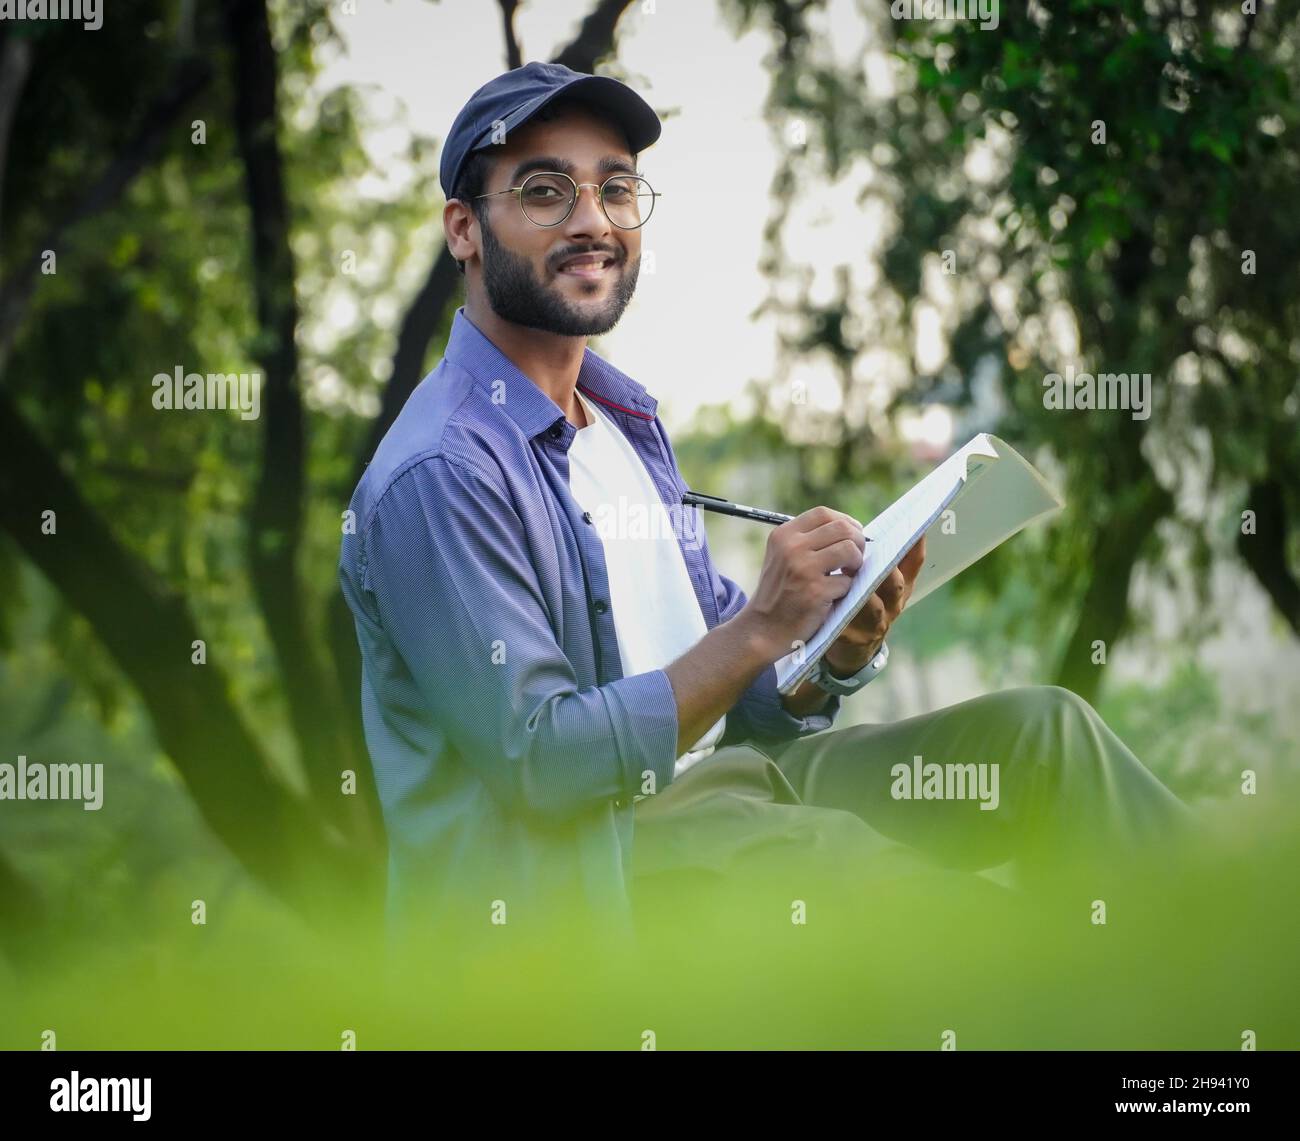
339, 306, 840, 933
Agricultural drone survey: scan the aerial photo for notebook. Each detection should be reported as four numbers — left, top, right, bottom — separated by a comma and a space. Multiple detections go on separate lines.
774, 434, 1065, 694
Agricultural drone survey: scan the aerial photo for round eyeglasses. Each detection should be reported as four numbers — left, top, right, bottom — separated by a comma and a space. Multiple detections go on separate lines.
475, 171, 660, 230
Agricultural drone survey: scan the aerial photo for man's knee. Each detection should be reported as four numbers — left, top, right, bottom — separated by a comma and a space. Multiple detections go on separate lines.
990, 685, 1104, 752
984, 684, 1114, 782
1003, 684, 1095, 723
1003, 685, 1164, 801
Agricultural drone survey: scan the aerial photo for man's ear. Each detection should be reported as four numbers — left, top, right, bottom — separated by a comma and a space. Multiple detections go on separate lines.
441, 200, 478, 271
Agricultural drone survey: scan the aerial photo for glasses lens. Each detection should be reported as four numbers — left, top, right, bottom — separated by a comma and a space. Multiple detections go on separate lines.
520, 173, 576, 225
602, 176, 654, 229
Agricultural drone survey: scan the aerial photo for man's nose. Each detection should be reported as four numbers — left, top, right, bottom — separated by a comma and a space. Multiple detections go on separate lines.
564, 183, 613, 237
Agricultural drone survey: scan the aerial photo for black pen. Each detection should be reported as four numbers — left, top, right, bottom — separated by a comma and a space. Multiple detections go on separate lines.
682, 490, 872, 553
681, 490, 793, 526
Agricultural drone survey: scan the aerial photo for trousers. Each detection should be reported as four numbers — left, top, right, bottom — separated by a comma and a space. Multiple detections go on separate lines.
629, 685, 1198, 903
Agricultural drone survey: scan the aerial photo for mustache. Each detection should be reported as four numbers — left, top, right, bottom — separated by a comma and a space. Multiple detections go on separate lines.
552, 247, 623, 271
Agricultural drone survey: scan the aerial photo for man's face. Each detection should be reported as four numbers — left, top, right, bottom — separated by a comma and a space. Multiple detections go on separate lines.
470, 106, 642, 336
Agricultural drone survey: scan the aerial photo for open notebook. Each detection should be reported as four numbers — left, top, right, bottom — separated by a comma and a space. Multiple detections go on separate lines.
775, 434, 1065, 695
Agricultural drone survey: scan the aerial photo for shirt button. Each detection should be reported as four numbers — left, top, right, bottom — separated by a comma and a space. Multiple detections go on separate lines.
548, 424, 563, 440
593, 599, 608, 615
582, 511, 593, 524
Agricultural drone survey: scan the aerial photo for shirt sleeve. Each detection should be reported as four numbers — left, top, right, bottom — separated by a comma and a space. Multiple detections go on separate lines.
356, 453, 680, 822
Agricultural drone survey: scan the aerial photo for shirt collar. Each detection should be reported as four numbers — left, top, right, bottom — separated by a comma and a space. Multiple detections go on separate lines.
443, 306, 658, 450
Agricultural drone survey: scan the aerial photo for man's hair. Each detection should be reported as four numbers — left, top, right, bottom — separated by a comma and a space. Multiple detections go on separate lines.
448, 96, 636, 275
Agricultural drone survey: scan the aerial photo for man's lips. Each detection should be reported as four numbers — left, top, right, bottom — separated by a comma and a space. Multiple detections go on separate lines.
556, 253, 617, 279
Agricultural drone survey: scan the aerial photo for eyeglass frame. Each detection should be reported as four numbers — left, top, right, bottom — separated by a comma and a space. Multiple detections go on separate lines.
473, 169, 662, 230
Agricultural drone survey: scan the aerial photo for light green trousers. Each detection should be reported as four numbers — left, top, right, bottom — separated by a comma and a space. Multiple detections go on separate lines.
630, 685, 1198, 903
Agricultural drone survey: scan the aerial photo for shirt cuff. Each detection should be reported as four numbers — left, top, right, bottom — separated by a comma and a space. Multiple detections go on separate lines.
602, 668, 681, 799
729, 662, 841, 745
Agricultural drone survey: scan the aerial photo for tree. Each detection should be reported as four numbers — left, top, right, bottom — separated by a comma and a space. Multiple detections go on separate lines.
723, 0, 1300, 703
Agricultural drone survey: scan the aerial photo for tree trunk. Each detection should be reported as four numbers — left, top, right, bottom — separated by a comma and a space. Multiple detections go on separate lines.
224, 0, 382, 847
1238, 477, 1300, 638
1053, 476, 1173, 705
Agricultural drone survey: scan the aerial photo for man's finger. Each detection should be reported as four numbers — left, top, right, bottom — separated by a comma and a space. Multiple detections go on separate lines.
876, 567, 906, 616
898, 534, 927, 585
803, 516, 866, 560
791, 505, 862, 535
851, 593, 887, 638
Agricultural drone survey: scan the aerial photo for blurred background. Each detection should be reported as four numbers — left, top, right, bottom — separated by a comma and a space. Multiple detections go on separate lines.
1, 0, 1298, 1038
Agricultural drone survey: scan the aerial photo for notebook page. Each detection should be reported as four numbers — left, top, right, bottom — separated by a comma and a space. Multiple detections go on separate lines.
775, 435, 1000, 693
909, 435, 1064, 606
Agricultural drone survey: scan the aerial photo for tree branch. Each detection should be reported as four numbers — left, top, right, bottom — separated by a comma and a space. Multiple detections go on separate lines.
498, 0, 523, 69
551, 0, 639, 72
0, 32, 34, 267
0, 56, 213, 372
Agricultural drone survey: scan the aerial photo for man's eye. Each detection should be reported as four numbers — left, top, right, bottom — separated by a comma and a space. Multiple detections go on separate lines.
524, 185, 562, 199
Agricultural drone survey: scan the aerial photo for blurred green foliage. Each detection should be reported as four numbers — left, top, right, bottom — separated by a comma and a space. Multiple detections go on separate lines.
3, 787, 1298, 1048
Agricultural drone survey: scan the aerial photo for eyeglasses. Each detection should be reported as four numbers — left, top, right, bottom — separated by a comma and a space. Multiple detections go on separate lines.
475, 170, 661, 230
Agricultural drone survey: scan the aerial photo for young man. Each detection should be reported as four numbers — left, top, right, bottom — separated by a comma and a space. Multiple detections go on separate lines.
339, 62, 1193, 941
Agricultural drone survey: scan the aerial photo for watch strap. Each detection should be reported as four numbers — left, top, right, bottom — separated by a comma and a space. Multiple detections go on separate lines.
810, 640, 889, 696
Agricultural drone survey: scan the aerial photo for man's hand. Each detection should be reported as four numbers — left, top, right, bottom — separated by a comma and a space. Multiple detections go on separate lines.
671, 505, 866, 752
737, 505, 866, 662
822, 534, 926, 677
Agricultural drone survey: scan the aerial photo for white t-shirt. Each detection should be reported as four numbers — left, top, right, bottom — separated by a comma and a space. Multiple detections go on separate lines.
566, 388, 725, 779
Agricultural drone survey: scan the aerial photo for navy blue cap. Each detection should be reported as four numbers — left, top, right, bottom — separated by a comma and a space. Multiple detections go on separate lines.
439, 62, 662, 202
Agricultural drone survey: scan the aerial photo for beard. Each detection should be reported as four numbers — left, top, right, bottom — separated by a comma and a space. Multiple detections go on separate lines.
478, 213, 640, 337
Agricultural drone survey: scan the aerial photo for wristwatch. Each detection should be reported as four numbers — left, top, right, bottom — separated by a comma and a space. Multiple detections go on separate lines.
809, 640, 889, 697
